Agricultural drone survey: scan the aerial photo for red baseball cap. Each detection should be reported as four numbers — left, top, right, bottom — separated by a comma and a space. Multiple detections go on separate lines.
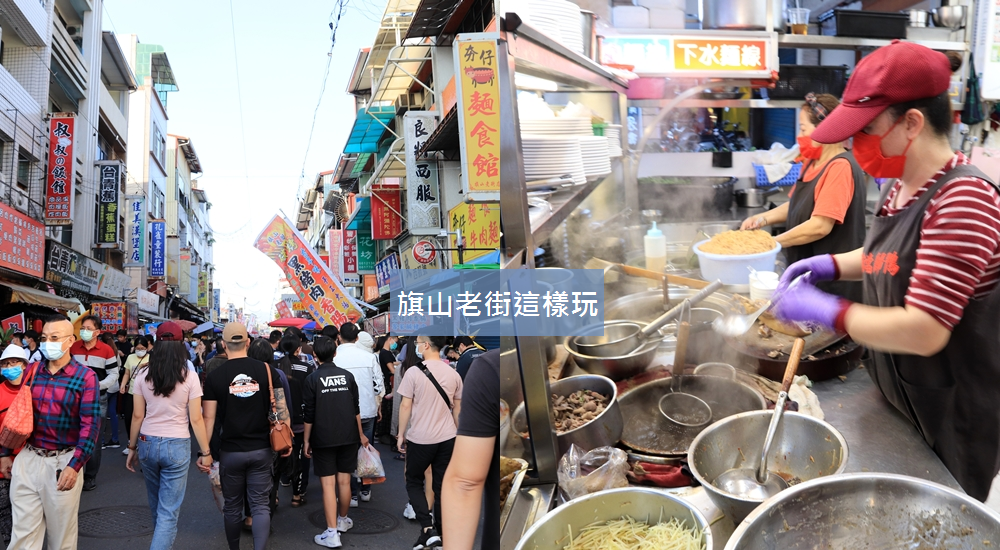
156, 321, 184, 341
811, 40, 952, 144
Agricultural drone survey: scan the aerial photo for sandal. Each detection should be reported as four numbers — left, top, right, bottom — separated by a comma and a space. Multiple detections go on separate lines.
394, 453, 406, 461
291, 495, 306, 507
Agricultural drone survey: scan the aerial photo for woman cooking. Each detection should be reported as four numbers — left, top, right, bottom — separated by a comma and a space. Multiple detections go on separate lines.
773, 41, 1000, 501
740, 93, 867, 301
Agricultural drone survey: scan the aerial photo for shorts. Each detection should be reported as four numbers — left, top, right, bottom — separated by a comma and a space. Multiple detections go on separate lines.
313, 444, 359, 477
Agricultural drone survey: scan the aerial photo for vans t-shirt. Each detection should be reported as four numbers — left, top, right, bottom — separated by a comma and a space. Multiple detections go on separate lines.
203, 357, 281, 453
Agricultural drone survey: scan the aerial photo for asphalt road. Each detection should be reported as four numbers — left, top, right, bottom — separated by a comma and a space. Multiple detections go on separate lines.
76, 439, 429, 549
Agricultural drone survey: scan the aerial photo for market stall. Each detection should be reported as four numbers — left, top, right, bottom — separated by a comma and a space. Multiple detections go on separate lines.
499, 0, 998, 547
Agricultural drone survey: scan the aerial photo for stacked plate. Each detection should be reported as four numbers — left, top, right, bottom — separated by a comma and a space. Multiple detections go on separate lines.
519, 117, 592, 137
605, 124, 623, 158
525, 0, 583, 55
522, 136, 587, 186
579, 135, 612, 178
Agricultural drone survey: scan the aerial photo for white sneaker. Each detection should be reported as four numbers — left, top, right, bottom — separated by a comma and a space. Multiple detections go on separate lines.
359, 490, 371, 502
350, 496, 358, 508
314, 528, 342, 548
403, 503, 416, 520
121, 447, 129, 456
337, 516, 353, 532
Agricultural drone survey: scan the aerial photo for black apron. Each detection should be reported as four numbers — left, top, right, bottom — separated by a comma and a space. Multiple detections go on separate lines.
785, 152, 867, 302
863, 164, 1000, 501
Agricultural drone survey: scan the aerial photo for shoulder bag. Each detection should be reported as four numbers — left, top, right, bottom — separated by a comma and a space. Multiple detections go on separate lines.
264, 363, 292, 453
0, 363, 40, 449
418, 363, 453, 411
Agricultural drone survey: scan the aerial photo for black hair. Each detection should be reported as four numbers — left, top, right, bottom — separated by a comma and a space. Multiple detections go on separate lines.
268, 330, 281, 344
375, 335, 388, 351
147, 341, 189, 398
214, 338, 225, 354
339, 322, 359, 342
248, 339, 276, 364
453, 336, 475, 349
887, 92, 953, 138
283, 327, 303, 339
419, 335, 447, 351
80, 314, 102, 330
313, 335, 336, 362
23, 330, 38, 342
279, 334, 300, 355
116, 329, 127, 337
320, 325, 339, 339
12, 332, 23, 340
133, 336, 152, 349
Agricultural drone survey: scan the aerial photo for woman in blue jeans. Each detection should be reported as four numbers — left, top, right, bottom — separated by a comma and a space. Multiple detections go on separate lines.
126, 326, 213, 550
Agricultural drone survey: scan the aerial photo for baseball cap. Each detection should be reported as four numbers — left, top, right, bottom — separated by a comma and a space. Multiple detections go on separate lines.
0, 344, 28, 363
811, 40, 952, 144
223, 322, 249, 343
156, 321, 184, 342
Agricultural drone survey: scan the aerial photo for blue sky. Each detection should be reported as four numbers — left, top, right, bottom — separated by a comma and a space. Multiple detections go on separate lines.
102, 0, 379, 324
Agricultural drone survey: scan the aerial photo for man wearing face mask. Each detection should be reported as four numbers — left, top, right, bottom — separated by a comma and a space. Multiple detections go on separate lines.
741, 93, 867, 302
69, 315, 119, 491
0, 316, 100, 550
773, 42, 1000, 500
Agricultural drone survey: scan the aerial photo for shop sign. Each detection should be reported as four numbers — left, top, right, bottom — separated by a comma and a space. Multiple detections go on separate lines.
0, 200, 44, 278
198, 272, 208, 307
166, 235, 179, 285
357, 230, 376, 274
126, 196, 146, 266
137, 288, 159, 314
253, 215, 362, 327
404, 112, 441, 235
375, 253, 399, 295
1, 313, 25, 333
95, 161, 122, 248
454, 37, 501, 200
44, 240, 130, 299
342, 229, 359, 286
601, 33, 773, 77
276, 300, 292, 318
448, 202, 500, 265
363, 275, 379, 302
368, 312, 389, 336
150, 221, 166, 277
45, 115, 74, 225
371, 190, 402, 240
982, 1, 1000, 100
326, 229, 342, 280
214, 289, 221, 318
412, 240, 437, 265
92, 301, 126, 334
179, 249, 192, 294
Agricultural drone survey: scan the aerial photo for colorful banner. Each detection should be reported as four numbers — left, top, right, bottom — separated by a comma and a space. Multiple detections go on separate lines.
371, 190, 402, 240
326, 229, 342, 280
95, 161, 121, 248
197, 271, 208, 307
45, 116, 74, 225
357, 230, 375, 274
150, 221, 165, 277
375, 253, 399, 295
601, 34, 773, 77
254, 215, 362, 327
455, 38, 501, 198
404, 111, 441, 235
0, 201, 44, 277
363, 275, 379, 302
92, 302, 126, 334
342, 229, 359, 286
127, 302, 138, 334
1, 313, 25, 333
126, 195, 146, 266
276, 300, 292, 319
448, 201, 500, 265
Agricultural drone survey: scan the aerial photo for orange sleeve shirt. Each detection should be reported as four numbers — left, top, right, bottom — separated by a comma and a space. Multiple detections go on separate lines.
787, 158, 856, 224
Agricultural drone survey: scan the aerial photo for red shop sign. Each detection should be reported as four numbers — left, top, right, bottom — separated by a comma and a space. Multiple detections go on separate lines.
0, 201, 44, 277
343, 229, 358, 275
412, 240, 437, 265
45, 116, 75, 225
371, 190, 402, 240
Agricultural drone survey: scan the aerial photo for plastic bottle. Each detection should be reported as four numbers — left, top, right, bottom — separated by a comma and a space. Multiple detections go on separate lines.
644, 222, 666, 274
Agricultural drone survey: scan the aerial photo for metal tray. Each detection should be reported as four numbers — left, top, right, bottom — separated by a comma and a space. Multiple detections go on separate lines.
499, 458, 529, 535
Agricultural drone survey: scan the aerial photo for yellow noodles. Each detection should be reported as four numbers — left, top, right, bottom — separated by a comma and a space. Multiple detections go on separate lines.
699, 230, 776, 255
563, 516, 704, 550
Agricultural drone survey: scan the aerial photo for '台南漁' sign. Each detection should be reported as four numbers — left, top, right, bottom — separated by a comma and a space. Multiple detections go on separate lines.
45, 116, 75, 225
96, 161, 122, 248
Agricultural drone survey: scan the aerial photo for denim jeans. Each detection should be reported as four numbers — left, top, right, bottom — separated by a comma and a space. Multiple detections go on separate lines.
138, 435, 191, 550
351, 417, 377, 497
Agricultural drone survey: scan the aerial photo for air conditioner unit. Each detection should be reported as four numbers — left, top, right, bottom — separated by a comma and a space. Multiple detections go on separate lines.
394, 92, 424, 112
66, 26, 80, 36
11, 190, 28, 214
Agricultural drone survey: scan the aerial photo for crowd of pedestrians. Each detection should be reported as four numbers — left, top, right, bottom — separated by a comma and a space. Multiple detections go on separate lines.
0, 314, 497, 550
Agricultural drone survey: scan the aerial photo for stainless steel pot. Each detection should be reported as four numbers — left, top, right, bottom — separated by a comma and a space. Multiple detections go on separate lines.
511, 374, 624, 457
564, 322, 661, 381
908, 8, 928, 27
700, 0, 785, 30
734, 187, 780, 208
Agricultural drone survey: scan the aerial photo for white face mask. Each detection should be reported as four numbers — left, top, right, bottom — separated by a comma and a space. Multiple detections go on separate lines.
135, 350, 147, 358
415, 343, 425, 359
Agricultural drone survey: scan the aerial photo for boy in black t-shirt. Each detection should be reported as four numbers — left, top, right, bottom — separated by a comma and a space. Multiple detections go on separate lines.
303, 336, 369, 548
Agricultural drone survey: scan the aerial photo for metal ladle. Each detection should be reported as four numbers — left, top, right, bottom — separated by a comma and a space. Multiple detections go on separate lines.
658, 301, 713, 427
713, 338, 805, 499
712, 272, 810, 337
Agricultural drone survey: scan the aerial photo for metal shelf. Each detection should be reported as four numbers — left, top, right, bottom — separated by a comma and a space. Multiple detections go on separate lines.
529, 162, 619, 245
778, 34, 968, 51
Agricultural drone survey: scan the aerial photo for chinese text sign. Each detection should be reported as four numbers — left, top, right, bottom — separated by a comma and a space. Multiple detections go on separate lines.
455, 39, 501, 197
45, 116, 74, 224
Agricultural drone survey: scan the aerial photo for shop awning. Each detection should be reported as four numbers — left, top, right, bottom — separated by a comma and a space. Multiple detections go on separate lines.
350, 153, 372, 177
5, 283, 82, 311
345, 197, 372, 231
370, 45, 433, 105
405, 0, 464, 39
344, 107, 396, 154
364, 138, 407, 194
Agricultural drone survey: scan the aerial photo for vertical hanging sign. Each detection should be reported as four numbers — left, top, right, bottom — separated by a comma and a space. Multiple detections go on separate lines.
198, 272, 208, 307
150, 220, 166, 277
404, 111, 441, 234
342, 229, 359, 286
326, 229, 343, 280
45, 115, 75, 225
95, 161, 121, 247
454, 38, 501, 201
126, 196, 146, 266
357, 230, 376, 274
371, 190, 402, 240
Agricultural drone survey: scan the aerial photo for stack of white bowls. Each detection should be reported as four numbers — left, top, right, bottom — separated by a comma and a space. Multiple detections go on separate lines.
579, 135, 612, 178
522, 136, 587, 185
521, 0, 583, 55
605, 124, 623, 158
749, 271, 779, 301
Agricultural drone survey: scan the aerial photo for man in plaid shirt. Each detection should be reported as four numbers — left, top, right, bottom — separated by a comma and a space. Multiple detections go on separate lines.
0, 316, 100, 550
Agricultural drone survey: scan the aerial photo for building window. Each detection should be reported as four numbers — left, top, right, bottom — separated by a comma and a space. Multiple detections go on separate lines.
17, 153, 30, 189
151, 126, 166, 167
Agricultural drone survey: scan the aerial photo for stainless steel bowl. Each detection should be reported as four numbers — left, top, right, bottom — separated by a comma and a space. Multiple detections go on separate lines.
564, 320, 660, 380
726, 473, 1000, 549
511, 374, 623, 457
514, 487, 713, 550
688, 411, 848, 523
932, 4, 966, 30
573, 321, 644, 357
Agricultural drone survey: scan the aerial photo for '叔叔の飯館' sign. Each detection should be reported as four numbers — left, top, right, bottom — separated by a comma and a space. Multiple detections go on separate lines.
601, 31, 777, 78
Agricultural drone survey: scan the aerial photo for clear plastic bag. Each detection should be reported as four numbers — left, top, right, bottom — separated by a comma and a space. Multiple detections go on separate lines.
557, 445, 629, 501
355, 444, 386, 484
208, 462, 225, 512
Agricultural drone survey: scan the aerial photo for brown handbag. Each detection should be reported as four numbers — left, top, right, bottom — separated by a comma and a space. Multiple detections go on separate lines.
264, 364, 292, 454
0, 363, 39, 450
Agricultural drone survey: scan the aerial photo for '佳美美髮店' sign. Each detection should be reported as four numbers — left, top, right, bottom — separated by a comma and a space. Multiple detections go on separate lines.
601, 33, 774, 78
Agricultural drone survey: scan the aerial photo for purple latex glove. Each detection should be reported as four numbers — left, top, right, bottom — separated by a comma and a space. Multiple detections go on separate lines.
777, 255, 838, 293
772, 281, 852, 332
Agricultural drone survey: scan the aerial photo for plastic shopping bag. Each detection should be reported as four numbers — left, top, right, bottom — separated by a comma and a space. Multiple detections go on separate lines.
355, 444, 386, 484
557, 445, 629, 502
208, 462, 225, 512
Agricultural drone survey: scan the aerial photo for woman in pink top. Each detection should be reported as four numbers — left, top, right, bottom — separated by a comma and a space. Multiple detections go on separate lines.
126, 337, 212, 550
